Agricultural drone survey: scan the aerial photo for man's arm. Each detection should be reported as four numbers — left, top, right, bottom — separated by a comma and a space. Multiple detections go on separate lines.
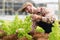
39, 13, 58, 23
36, 7, 58, 23
31, 12, 58, 23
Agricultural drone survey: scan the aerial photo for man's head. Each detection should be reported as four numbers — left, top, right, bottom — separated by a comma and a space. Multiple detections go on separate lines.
19, 2, 33, 12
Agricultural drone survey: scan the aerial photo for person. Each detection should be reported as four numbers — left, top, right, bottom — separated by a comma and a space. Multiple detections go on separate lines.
19, 2, 58, 33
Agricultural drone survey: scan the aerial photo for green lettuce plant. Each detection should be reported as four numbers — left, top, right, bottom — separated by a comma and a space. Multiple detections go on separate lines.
17, 28, 32, 40
49, 21, 60, 40
35, 26, 45, 33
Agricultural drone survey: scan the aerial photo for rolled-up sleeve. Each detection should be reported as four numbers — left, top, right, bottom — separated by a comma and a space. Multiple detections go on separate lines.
41, 13, 58, 23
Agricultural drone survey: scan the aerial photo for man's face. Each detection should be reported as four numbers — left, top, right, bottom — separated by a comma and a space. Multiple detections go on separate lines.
25, 5, 33, 13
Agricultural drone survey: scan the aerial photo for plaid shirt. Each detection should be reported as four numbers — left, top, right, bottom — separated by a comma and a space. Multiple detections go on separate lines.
41, 12, 58, 23
25, 6, 58, 23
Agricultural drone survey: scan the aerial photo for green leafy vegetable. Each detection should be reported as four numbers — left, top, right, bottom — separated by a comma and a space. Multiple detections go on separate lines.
17, 28, 32, 40
23, 15, 32, 33
49, 21, 60, 40
35, 26, 45, 33
0, 14, 32, 40
1, 21, 11, 35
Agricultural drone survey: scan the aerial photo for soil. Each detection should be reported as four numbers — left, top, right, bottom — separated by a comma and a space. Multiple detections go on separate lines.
59, 21, 60, 24
29, 31, 49, 40
0, 30, 49, 40
0, 30, 7, 39
32, 33, 49, 40
2, 33, 18, 40
17, 37, 28, 40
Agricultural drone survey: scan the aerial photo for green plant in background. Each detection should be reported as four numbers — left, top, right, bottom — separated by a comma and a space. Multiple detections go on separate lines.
17, 28, 26, 38
35, 26, 45, 33
0, 14, 32, 40
10, 14, 32, 34
17, 28, 32, 40
0, 14, 23, 35
0, 14, 45, 40
49, 21, 60, 40
1, 21, 11, 35
17, 15, 32, 40
0, 20, 4, 29
0, 20, 4, 23
23, 15, 32, 33
9, 14, 23, 34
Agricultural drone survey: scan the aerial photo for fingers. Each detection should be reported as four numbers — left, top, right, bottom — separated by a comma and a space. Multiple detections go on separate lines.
30, 14, 41, 21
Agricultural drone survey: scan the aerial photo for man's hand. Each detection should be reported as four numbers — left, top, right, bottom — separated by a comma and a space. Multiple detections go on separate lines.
31, 14, 42, 21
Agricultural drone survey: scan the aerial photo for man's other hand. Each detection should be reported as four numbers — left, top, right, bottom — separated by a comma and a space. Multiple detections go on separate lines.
31, 14, 42, 21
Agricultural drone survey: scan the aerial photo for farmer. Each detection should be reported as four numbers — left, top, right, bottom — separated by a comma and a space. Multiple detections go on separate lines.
18, 2, 58, 33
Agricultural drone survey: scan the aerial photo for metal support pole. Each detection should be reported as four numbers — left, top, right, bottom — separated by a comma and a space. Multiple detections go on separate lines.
3, 0, 5, 15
